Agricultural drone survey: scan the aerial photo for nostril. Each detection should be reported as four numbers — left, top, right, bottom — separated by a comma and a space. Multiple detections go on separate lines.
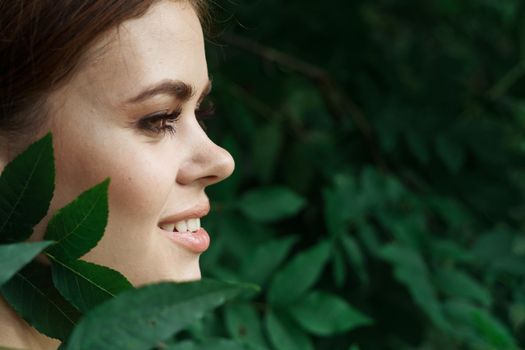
201, 175, 220, 186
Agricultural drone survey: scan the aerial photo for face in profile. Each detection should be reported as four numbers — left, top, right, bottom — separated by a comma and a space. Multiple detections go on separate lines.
31, 0, 235, 285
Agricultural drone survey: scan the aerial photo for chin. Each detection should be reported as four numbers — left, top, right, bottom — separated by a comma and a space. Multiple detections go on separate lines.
134, 259, 202, 287
174, 263, 202, 282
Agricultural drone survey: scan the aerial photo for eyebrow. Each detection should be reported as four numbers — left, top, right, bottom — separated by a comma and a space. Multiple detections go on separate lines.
126, 79, 212, 104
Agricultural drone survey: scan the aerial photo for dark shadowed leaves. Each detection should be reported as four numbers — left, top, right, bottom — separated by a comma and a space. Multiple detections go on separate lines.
380, 243, 447, 329
65, 279, 252, 350
225, 301, 267, 347
252, 121, 283, 184
265, 310, 314, 350
1, 262, 80, 341
444, 300, 518, 350
44, 179, 109, 262
287, 291, 372, 336
241, 235, 298, 287
51, 259, 133, 313
268, 241, 330, 305
0, 241, 52, 286
238, 187, 306, 223
0, 134, 54, 243
435, 269, 491, 307
164, 338, 261, 350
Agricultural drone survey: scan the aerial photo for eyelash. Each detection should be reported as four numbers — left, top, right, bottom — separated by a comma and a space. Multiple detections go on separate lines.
138, 100, 216, 136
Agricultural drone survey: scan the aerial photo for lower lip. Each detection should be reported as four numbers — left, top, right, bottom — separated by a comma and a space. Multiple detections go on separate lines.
162, 227, 210, 254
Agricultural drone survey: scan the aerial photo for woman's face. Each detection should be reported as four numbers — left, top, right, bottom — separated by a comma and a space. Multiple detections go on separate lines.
31, 0, 234, 285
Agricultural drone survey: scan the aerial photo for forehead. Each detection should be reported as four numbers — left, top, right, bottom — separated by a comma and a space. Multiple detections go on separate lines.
72, 1, 207, 104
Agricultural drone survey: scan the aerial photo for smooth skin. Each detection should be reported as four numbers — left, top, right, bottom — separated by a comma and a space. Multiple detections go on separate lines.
0, 1, 234, 348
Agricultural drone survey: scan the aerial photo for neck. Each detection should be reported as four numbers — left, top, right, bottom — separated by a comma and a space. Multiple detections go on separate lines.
0, 297, 61, 350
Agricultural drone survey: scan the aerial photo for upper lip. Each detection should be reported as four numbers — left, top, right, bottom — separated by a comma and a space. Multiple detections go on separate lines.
158, 201, 210, 226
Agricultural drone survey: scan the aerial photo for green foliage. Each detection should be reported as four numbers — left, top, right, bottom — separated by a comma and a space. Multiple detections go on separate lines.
195, 0, 525, 348
267, 241, 331, 305
51, 259, 132, 313
286, 291, 372, 335
0, 133, 54, 243
64, 280, 251, 350
44, 179, 110, 262
0, 241, 52, 286
1, 262, 81, 340
265, 310, 314, 350
238, 187, 306, 223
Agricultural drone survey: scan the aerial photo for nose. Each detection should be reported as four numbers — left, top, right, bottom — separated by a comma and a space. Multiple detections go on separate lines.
176, 130, 235, 187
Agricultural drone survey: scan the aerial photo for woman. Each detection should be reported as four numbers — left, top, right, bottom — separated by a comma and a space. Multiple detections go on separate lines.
0, 0, 234, 348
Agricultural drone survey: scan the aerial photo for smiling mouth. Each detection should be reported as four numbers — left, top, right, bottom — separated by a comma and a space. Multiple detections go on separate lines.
158, 217, 210, 254
159, 218, 201, 233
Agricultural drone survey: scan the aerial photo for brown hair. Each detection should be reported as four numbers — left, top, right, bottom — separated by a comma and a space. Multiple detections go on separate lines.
0, 0, 208, 144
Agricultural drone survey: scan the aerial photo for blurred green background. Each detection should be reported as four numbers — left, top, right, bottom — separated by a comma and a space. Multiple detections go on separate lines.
194, 0, 525, 349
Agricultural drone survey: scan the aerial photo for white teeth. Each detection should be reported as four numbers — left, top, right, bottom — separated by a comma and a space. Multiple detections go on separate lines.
162, 218, 201, 233
160, 223, 175, 232
187, 218, 199, 232
175, 220, 188, 233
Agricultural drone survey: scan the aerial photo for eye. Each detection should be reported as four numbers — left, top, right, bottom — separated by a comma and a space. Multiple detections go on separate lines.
138, 108, 182, 136
195, 99, 216, 131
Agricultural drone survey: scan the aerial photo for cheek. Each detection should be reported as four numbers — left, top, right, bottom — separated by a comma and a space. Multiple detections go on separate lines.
52, 128, 177, 228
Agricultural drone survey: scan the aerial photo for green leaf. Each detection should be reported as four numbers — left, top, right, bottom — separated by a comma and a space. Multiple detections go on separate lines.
1, 262, 81, 341
444, 300, 518, 350
323, 174, 358, 238
471, 228, 513, 263
252, 121, 283, 183
0, 133, 54, 243
241, 235, 298, 286
50, 259, 133, 313
225, 301, 267, 347
44, 179, 109, 262
0, 241, 53, 286
64, 279, 251, 350
435, 269, 492, 307
341, 234, 367, 284
405, 132, 429, 164
268, 241, 330, 305
165, 338, 259, 350
380, 243, 447, 329
238, 187, 306, 223
332, 246, 346, 287
287, 291, 372, 335
265, 310, 314, 350
436, 135, 464, 173
509, 301, 525, 330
